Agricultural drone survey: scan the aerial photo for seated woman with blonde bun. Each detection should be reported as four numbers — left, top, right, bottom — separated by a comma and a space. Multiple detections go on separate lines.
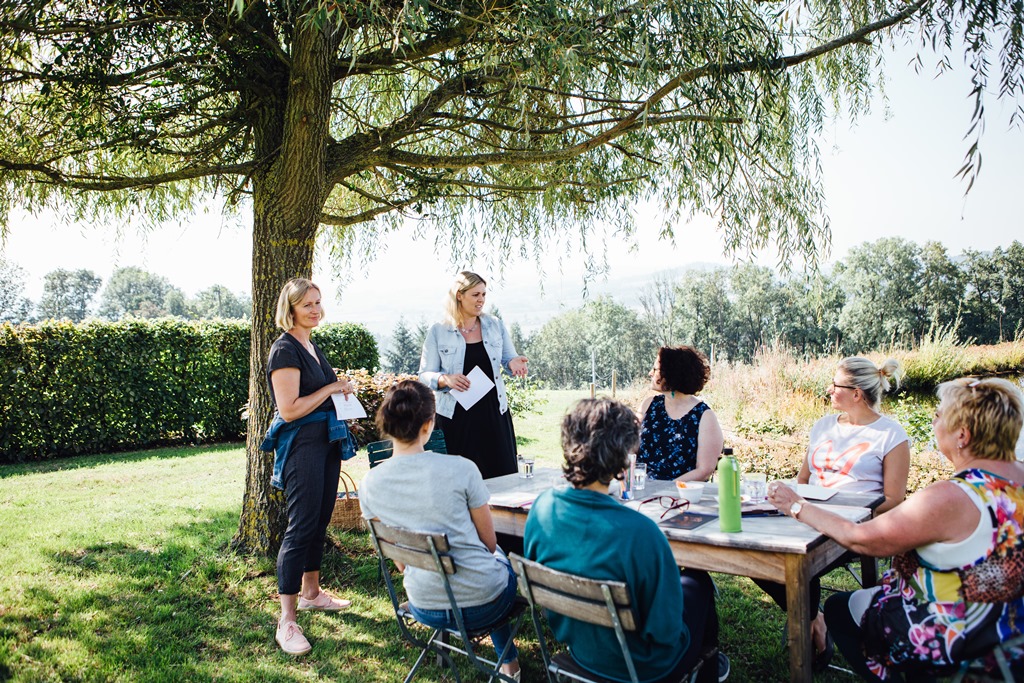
755, 356, 911, 672
767, 377, 1024, 681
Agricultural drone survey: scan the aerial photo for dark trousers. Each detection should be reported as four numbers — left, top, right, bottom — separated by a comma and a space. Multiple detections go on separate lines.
673, 569, 721, 683
753, 577, 822, 621
752, 551, 858, 620
277, 420, 341, 595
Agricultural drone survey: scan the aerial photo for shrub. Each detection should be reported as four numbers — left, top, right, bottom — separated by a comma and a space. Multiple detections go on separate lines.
345, 370, 547, 447
344, 370, 419, 445
313, 323, 379, 373
702, 340, 1023, 496
506, 375, 546, 418
0, 319, 378, 462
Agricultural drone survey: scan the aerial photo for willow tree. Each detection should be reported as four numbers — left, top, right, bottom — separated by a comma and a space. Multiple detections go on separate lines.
1, 0, 1021, 554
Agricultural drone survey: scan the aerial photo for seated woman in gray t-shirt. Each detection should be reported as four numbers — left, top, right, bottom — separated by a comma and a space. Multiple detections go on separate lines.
360, 380, 521, 681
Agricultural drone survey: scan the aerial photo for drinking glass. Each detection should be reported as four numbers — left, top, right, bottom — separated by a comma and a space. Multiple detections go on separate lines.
633, 462, 648, 491
517, 455, 535, 478
743, 472, 768, 503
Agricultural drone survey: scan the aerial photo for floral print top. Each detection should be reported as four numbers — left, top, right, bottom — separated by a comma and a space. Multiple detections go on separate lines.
637, 395, 710, 480
861, 468, 1024, 679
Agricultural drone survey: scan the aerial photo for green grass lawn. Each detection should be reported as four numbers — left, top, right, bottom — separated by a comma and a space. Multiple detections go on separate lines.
514, 389, 591, 467
0, 392, 864, 682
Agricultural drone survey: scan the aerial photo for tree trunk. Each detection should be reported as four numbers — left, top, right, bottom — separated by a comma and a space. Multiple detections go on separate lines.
232, 21, 336, 556
234, 213, 316, 556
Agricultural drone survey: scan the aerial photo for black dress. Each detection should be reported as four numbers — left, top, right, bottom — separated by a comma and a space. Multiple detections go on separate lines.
436, 340, 518, 479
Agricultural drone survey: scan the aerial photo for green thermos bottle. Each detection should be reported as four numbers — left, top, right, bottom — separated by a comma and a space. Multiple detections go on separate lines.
717, 452, 742, 533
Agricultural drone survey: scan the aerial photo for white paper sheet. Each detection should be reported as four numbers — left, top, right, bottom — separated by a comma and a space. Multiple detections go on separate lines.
332, 393, 368, 420
795, 483, 839, 500
450, 365, 495, 410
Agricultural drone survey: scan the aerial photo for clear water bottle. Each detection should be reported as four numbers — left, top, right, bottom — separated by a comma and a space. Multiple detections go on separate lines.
620, 452, 635, 501
717, 453, 742, 533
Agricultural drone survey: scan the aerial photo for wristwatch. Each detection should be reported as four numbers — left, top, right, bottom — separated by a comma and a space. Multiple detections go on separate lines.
789, 501, 804, 519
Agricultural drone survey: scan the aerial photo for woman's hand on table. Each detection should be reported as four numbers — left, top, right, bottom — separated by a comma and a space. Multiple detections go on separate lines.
767, 481, 803, 515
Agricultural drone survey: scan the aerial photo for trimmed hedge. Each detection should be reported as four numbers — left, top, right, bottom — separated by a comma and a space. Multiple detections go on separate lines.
0, 320, 378, 462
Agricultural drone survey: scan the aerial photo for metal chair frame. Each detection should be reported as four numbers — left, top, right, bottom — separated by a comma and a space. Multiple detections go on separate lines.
509, 553, 716, 683
367, 428, 447, 468
947, 633, 1024, 683
368, 519, 523, 683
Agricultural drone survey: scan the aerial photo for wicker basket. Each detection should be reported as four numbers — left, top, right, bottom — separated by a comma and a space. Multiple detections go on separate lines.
330, 470, 366, 532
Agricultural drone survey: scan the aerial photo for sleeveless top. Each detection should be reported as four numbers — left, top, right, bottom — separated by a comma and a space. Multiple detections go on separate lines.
861, 468, 1024, 679
637, 395, 710, 480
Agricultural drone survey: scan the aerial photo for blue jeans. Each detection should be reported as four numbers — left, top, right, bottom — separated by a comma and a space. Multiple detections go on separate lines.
408, 556, 520, 664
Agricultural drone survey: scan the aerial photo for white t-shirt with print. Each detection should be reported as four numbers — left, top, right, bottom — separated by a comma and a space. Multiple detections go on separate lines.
806, 414, 910, 494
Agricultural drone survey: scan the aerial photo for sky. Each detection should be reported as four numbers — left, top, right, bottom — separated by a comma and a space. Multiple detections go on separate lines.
3, 41, 1023, 339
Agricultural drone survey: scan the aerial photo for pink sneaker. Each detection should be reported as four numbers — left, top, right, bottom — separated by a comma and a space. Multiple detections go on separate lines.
298, 590, 352, 611
276, 620, 311, 656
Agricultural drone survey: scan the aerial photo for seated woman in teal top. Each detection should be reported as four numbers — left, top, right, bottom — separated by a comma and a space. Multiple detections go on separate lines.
524, 398, 727, 683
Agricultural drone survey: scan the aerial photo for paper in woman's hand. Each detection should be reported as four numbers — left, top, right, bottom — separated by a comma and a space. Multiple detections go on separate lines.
450, 366, 494, 409
332, 393, 368, 420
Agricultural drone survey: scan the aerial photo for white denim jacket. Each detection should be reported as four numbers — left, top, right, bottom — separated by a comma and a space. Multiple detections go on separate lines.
418, 314, 519, 418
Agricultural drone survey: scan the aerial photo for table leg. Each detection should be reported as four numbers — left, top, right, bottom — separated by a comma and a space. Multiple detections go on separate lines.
784, 554, 813, 683
859, 553, 879, 587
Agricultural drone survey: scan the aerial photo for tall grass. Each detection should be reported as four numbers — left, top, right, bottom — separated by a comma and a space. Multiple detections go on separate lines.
694, 338, 1024, 491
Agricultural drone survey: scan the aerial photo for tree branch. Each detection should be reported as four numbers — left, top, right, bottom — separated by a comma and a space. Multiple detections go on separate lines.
381, 0, 930, 171
0, 158, 252, 191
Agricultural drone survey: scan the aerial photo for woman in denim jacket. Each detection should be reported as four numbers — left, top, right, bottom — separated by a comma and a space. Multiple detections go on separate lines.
418, 271, 528, 479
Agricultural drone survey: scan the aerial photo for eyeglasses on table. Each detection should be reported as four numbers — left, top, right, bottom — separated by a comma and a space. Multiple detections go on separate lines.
638, 495, 690, 519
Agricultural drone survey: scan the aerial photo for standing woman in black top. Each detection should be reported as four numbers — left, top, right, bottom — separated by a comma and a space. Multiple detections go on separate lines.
266, 278, 356, 656
418, 271, 529, 479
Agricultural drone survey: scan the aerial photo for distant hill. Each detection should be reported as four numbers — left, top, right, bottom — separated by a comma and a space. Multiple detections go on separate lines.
493, 263, 722, 334
369, 262, 724, 359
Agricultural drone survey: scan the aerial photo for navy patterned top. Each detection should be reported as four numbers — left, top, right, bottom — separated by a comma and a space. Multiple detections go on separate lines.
637, 395, 711, 480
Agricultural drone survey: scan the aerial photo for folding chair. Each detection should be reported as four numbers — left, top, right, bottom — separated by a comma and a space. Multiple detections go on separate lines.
368, 519, 524, 683
947, 633, 1024, 683
425, 428, 448, 454
509, 553, 717, 683
367, 439, 394, 468
367, 429, 447, 469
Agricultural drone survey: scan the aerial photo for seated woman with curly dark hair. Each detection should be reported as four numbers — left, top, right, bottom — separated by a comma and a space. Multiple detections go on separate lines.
637, 346, 724, 481
524, 398, 727, 683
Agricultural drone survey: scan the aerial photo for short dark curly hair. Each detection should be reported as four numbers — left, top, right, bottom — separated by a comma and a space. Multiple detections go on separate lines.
561, 398, 640, 487
376, 380, 436, 443
657, 346, 710, 394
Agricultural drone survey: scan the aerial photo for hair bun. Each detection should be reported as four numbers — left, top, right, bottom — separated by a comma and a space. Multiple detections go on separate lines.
877, 358, 901, 393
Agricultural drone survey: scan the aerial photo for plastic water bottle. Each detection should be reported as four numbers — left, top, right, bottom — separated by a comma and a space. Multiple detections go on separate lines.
717, 453, 742, 533
620, 453, 635, 501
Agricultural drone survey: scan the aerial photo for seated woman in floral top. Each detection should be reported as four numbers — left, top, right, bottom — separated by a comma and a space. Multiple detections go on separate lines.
637, 345, 723, 482
766, 377, 1024, 681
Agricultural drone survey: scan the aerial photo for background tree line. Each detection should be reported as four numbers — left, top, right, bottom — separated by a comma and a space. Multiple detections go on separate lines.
378, 238, 1022, 390
0, 263, 251, 323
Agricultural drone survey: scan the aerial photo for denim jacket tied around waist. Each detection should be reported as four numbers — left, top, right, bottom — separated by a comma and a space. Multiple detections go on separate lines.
262, 409, 356, 490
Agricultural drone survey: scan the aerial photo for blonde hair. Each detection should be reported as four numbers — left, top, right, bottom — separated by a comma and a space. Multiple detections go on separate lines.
444, 271, 486, 328
275, 278, 322, 331
936, 377, 1023, 462
836, 356, 901, 409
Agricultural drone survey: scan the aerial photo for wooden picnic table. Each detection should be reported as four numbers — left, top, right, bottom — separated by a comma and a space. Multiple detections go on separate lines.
486, 468, 883, 683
